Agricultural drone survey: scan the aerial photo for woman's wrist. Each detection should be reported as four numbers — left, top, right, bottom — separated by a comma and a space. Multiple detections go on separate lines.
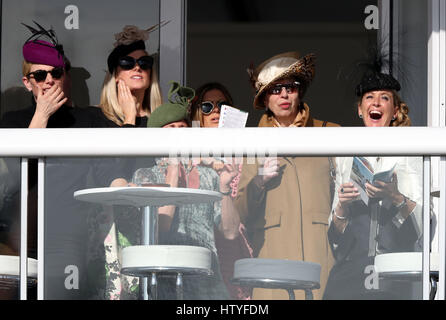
335, 202, 347, 218
220, 185, 232, 195
391, 193, 405, 207
29, 112, 49, 128
333, 209, 348, 221
123, 114, 136, 125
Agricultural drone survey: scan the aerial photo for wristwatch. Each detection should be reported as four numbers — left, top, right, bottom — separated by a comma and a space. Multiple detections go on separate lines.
221, 189, 232, 196
395, 195, 407, 210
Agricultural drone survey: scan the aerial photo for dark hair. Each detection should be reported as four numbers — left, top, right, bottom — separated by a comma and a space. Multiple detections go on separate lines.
190, 82, 234, 126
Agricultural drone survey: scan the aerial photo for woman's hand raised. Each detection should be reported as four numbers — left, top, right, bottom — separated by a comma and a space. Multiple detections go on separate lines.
29, 85, 67, 128
365, 173, 401, 203
118, 80, 139, 125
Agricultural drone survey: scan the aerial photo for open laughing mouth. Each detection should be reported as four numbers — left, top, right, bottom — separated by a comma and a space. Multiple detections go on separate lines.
369, 110, 383, 120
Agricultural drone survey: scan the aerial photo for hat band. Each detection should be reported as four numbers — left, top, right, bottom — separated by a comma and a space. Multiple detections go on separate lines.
107, 40, 146, 73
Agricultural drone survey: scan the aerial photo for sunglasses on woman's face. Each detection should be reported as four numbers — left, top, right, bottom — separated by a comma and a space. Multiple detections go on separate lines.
200, 101, 229, 114
118, 55, 154, 71
267, 81, 300, 95
27, 67, 64, 82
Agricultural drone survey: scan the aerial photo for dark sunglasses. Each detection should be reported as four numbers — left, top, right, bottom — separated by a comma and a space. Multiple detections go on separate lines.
27, 67, 64, 82
267, 81, 300, 95
200, 101, 229, 114
118, 55, 154, 70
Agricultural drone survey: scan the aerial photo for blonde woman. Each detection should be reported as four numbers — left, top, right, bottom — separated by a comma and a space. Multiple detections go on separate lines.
323, 68, 423, 300
93, 25, 163, 127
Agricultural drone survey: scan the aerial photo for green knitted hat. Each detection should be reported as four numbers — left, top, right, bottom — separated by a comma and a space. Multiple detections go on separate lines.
147, 81, 195, 128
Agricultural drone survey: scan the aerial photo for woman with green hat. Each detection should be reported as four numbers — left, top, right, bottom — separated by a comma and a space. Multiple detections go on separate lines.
96, 82, 239, 299
137, 82, 239, 299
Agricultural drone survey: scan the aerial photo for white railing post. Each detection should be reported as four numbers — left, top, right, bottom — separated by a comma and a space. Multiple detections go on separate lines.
37, 158, 45, 300
19, 158, 28, 300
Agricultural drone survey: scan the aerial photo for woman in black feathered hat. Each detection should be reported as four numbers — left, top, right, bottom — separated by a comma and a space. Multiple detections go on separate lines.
354, 67, 410, 127
323, 57, 426, 300
97, 25, 163, 127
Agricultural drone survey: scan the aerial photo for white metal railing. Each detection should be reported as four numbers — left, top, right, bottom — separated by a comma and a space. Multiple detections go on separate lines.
0, 127, 445, 300
0, 127, 446, 156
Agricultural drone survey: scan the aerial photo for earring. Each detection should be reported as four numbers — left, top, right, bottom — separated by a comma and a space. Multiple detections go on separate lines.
359, 114, 363, 119
392, 116, 396, 120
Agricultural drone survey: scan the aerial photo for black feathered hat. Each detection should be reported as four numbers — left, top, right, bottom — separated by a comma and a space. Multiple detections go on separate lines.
355, 48, 401, 97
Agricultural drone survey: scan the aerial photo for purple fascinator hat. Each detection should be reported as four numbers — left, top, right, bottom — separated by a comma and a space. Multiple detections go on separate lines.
22, 21, 65, 68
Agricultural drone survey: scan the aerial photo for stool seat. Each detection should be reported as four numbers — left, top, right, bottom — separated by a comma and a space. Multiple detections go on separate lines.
0, 255, 37, 278
374, 252, 440, 300
232, 258, 321, 300
121, 245, 213, 300
0, 255, 38, 293
121, 245, 213, 277
375, 252, 439, 274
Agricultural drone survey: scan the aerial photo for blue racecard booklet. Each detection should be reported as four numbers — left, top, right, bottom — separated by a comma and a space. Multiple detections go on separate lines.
350, 156, 396, 205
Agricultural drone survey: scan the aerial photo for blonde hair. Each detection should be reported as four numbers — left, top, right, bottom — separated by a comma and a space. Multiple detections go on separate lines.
99, 57, 162, 126
390, 91, 411, 127
22, 60, 33, 76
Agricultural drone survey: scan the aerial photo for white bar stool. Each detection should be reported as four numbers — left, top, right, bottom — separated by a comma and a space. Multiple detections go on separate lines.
0, 255, 37, 299
374, 252, 439, 300
121, 245, 213, 300
232, 258, 321, 300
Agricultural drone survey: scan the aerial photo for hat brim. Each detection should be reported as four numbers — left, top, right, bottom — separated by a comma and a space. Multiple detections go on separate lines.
253, 53, 316, 110
107, 40, 146, 73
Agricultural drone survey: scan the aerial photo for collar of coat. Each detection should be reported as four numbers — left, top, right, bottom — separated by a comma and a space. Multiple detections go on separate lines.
258, 102, 339, 128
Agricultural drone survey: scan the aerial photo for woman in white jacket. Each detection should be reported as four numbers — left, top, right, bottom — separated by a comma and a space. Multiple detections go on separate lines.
323, 68, 423, 300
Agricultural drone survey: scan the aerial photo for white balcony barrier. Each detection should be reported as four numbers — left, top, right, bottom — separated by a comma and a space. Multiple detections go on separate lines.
0, 127, 445, 300
0, 127, 446, 156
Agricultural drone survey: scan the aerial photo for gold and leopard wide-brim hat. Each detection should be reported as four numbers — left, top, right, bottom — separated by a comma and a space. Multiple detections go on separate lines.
248, 51, 316, 110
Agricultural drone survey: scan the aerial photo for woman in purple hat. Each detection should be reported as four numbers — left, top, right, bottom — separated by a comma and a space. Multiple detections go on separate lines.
0, 22, 92, 129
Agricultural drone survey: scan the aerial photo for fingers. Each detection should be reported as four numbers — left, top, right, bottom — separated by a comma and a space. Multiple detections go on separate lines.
225, 164, 239, 179
118, 80, 132, 100
339, 186, 358, 194
338, 183, 359, 204
264, 157, 279, 168
365, 182, 380, 193
118, 80, 137, 120
35, 85, 66, 116
36, 85, 43, 98
55, 97, 68, 109
263, 158, 279, 174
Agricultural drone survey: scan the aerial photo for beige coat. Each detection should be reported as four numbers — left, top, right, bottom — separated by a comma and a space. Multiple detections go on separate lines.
235, 105, 339, 300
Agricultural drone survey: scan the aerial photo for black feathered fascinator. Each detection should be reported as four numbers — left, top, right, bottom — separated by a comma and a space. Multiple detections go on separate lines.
355, 46, 401, 97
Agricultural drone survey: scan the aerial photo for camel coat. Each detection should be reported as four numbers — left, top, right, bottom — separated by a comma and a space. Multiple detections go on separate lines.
234, 104, 338, 300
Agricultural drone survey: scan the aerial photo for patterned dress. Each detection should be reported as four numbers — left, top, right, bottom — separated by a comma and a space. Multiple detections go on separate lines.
87, 158, 230, 300
132, 158, 229, 300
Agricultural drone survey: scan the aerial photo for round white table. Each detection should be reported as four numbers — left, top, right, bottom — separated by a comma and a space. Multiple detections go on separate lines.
74, 186, 222, 300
